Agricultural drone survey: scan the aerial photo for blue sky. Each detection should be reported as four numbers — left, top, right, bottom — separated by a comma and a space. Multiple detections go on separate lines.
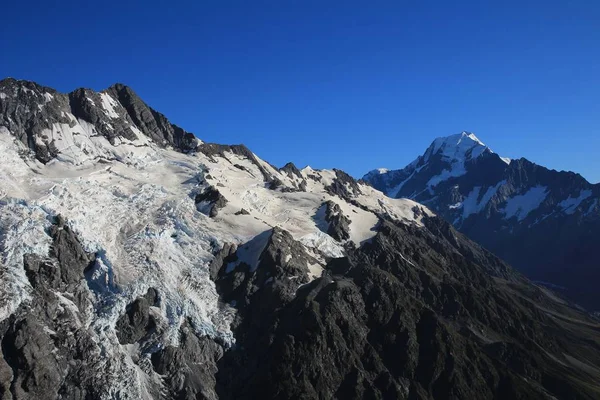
2, 1, 599, 182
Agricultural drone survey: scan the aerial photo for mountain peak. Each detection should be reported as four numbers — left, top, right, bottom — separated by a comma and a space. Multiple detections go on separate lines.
426, 131, 488, 162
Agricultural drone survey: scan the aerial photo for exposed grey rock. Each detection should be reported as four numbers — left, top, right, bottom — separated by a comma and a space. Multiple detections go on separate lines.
107, 83, 198, 152
279, 162, 302, 179
325, 169, 362, 200
0, 215, 101, 399
0, 78, 199, 164
115, 290, 157, 344
151, 320, 223, 400
195, 186, 228, 217
212, 216, 600, 400
316, 200, 351, 241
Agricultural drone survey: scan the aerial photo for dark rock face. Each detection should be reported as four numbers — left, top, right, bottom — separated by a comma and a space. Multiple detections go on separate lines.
0, 78, 199, 163
279, 162, 303, 179
214, 228, 316, 311
195, 186, 228, 217
151, 320, 223, 400
364, 134, 600, 310
211, 217, 600, 400
115, 289, 158, 344
316, 200, 351, 241
325, 169, 362, 200
0, 216, 100, 399
107, 83, 197, 152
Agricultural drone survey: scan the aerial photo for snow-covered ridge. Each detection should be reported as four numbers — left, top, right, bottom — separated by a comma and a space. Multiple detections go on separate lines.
0, 120, 433, 397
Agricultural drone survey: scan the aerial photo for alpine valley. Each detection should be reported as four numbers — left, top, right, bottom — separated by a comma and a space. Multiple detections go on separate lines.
363, 132, 600, 311
1, 78, 600, 399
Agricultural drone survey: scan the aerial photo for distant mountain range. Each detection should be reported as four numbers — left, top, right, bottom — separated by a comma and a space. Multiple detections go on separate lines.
1, 79, 600, 399
363, 132, 600, 310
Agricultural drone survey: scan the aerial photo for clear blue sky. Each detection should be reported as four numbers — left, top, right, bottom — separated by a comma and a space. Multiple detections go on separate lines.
1, 1, 599, 182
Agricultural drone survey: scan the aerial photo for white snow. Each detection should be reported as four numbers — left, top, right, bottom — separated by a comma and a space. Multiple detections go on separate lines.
428, 132, 487, 162
368, 132, 512, 196
461, 180, 505, 219
43, 92, 54, 103
503, 186, 548, 221
0, 201, 52, 321
100, 92, 120, 119
558, 190, 592, 215
225, 231, 270, 273
299, 231, 345, 259
427, 163, 467, 188
424, 132, 490, 189
0, 123, 434, 398
33, 118, 159, 167
0, 92, 7, 100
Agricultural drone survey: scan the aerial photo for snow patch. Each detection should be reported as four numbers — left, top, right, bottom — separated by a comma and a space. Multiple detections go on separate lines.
503, 186, 548, 221
225, 230, 271, 273
461, 180, 504, 219
100, 93, 120, 119
299, 231, 345, 259
558, 190, 592, 215
0, 201, 52, 321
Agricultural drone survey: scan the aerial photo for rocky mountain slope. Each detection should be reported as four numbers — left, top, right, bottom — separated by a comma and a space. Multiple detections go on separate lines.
364, 132, 600, 310
1, 80, 600, 399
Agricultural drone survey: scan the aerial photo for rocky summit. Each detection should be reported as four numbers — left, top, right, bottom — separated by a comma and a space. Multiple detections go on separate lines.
1, 80, 600, 399
364, 132, 600, 311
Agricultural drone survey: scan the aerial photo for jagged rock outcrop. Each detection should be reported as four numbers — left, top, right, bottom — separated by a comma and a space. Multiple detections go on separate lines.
107, 83, 197, 152
195, 186, 228, 217
151, 321, 223, 400
211, 217, 600, 400
325, 169, 362, 200
0, 216, 100, 399
115, 289, 158, 344
0, 78, 199, 164
316, 200, 351, 241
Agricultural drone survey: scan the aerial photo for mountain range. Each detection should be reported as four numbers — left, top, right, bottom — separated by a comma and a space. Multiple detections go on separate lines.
363, 132, 600, 310
1, 78, 600, 399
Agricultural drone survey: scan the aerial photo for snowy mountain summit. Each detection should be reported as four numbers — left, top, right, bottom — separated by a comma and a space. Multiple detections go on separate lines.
2, 80, 600, 399
363, 131, 600, 310
363, 131, 507, 198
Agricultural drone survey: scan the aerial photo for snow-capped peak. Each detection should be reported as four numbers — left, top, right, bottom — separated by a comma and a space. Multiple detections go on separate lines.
426, 131, 489, 163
